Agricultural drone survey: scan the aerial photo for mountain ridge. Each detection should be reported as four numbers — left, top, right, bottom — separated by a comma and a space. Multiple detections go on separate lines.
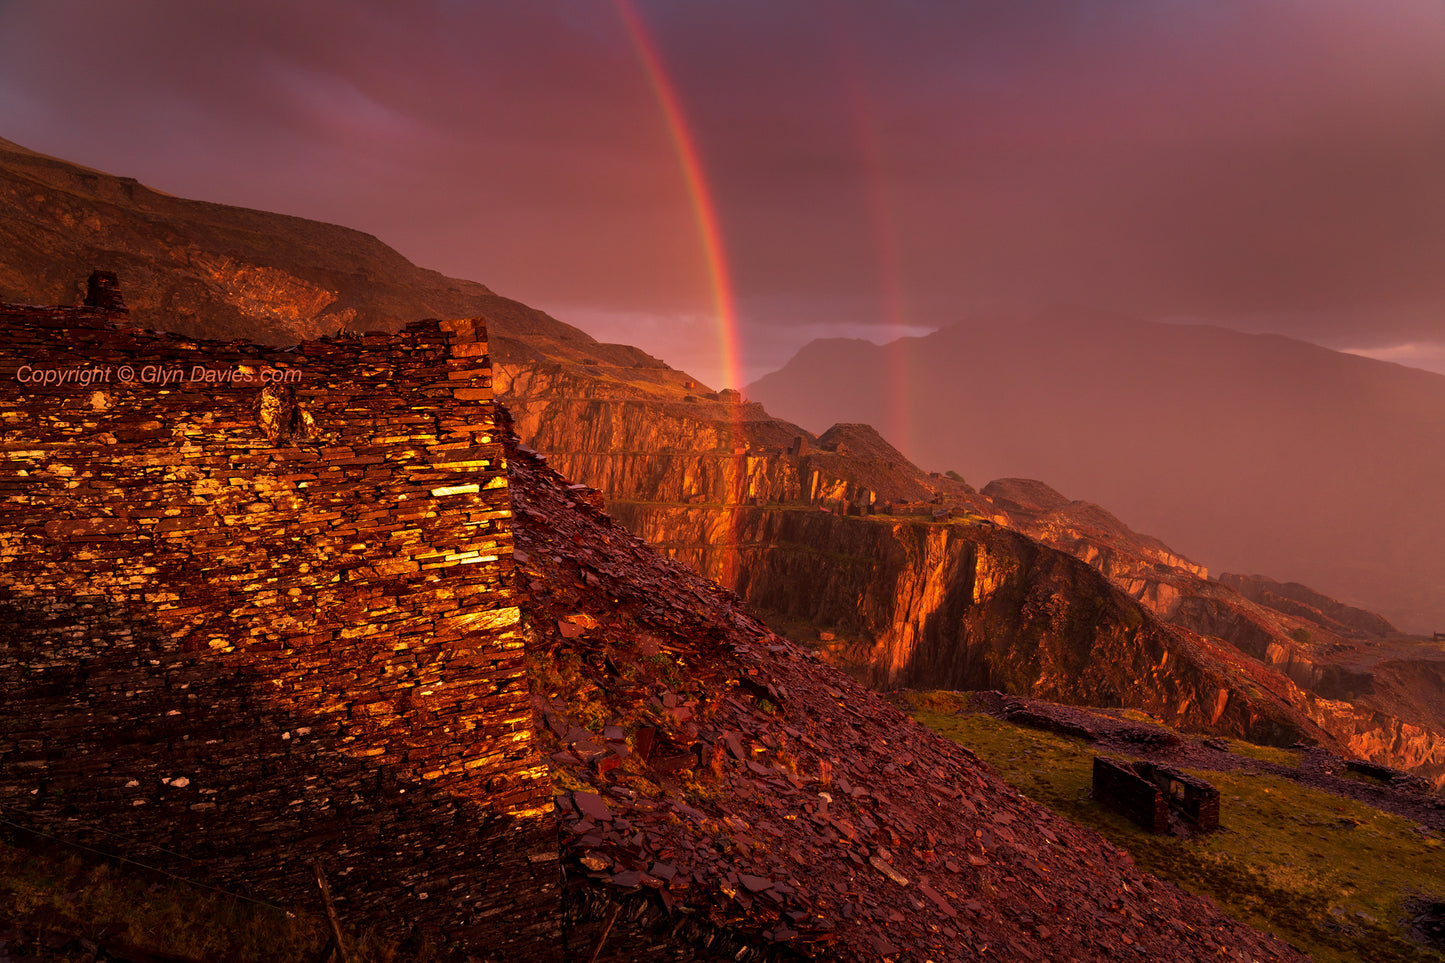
0, 136, 592, 349
7, 139, 1444, 787
6, 140, 1445, 956
747, 315, 1445, 634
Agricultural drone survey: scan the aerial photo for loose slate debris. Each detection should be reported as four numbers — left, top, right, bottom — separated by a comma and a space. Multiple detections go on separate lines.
1001, 701, 1097, 741
983, 692, 1181, 750
504, 411, 1310, 962
1347, 760, 1434, 794
1406, 897, 1445, 951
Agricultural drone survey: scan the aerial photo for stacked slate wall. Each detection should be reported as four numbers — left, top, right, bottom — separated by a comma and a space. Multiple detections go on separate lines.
1091, 757, 1170, 833
1092, 757, 1221, 833
0, 303, 560, 951
1134, 761, 1220, 830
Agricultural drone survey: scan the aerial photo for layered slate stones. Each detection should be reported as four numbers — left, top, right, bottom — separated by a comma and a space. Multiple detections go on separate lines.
1093, 757, 1172, 833
0, 299, 560, 953
1092, 756, 1220, 833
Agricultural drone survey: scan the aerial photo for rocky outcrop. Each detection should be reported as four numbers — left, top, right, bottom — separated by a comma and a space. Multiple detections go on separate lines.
1219, 572, 1399, 639
773, 513, 1319, 736
497, 354, 1445, 786
983, 477, 1208, 610
496, 360, 987, 514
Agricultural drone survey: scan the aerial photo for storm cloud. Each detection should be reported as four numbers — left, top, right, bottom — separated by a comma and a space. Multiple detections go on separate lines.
2, 0, 1442, 385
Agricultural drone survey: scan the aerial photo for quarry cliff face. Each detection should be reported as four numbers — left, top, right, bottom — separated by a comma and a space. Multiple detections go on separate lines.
498, 357, 1445, 786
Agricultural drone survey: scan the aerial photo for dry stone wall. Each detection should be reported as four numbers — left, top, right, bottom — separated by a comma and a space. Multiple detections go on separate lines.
0, 302, 560, 952
1092, 756, 1170, 833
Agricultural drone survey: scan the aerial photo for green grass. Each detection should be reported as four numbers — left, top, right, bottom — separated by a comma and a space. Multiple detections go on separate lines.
1224, 738, 1301, 767
913, 698, 1445, 963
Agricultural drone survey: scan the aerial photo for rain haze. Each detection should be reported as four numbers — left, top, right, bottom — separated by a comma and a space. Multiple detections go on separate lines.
1, 0, 1443, 389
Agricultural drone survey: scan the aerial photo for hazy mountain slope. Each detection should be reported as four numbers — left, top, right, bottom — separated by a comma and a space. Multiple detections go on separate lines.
746, 315, 1445, 634
0, 136, 585, 349
498, 359, 1445, 785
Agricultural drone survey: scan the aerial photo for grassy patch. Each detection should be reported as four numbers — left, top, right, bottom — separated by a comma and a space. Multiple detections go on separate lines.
1226, 739, 1301, 767
913, 706, 1096, 815
914, 700, 1445, 963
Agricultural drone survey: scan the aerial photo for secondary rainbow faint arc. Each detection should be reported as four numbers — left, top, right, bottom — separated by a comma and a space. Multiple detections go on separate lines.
614, 0, 743, 393
828, 11, 917, 460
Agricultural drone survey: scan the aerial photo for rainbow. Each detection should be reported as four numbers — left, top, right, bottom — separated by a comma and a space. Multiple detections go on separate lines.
613, 0, 743, 394
614, 0, 749, 587
850, 102, 916, 459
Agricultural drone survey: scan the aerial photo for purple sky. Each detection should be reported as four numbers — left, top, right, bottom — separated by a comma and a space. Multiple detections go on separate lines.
2, 0, 1443, 387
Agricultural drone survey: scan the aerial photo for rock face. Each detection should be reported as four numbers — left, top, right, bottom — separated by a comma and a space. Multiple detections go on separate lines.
499, 355, 1445, 786
1219, 572, 1399, 639
983, 477, 1209, 588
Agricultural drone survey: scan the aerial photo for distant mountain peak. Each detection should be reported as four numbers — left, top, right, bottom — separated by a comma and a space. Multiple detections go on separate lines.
749, 313, 1445, 633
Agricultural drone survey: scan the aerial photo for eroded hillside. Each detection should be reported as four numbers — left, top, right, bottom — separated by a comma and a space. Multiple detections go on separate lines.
0, 137, 584, 347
